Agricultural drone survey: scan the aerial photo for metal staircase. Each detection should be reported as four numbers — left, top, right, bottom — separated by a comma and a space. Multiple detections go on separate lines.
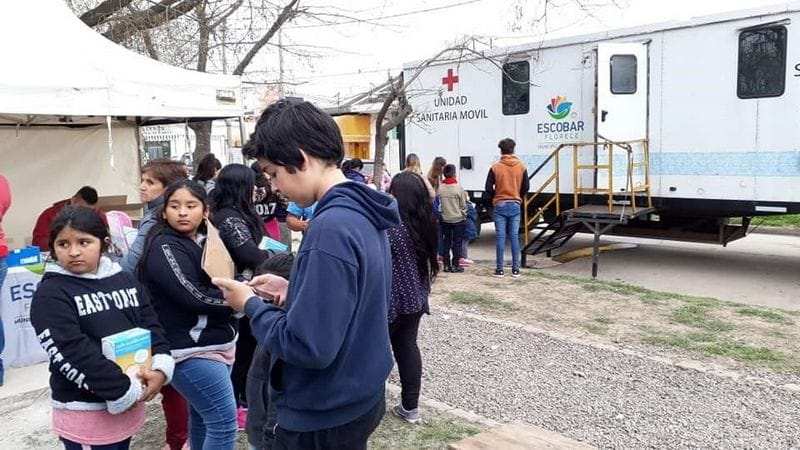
521, 140, 655, 276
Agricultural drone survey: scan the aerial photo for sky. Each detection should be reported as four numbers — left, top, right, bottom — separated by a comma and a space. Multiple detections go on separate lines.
258, 0, 790, 106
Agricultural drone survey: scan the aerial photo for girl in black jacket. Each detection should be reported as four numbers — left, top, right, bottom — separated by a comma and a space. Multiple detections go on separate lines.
31, 206, 174, 450
210, 163, 272, 429
138, 180, 238, 450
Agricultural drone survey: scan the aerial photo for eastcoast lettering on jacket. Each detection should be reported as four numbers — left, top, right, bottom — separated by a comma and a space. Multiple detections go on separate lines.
73, 288, 141, 317
37, 328, 89, 390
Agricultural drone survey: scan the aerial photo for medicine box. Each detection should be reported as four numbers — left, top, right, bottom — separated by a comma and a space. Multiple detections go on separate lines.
101, 328, 151, 377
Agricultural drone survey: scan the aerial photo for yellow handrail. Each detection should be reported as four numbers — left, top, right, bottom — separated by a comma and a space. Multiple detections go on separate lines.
522, 139, 652, 246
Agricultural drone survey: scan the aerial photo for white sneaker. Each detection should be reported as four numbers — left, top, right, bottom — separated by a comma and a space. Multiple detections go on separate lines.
392, 404, 421, 424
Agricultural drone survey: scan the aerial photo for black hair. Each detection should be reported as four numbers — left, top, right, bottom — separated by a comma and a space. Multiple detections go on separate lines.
498, 138, 516, 155
74, 186, 99, 205
443, 164, 456, 178
194, 154, 222, 183
137, 180, 209, 277
347, 158, 363, 171
255, 252, 295, 280
243, 99, 344, 173
389, 172, 439, 286
210, 164, 264, 240
48, 206, 109, 262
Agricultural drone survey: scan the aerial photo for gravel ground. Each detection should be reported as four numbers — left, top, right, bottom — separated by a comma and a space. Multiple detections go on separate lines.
410, 308, 800, 449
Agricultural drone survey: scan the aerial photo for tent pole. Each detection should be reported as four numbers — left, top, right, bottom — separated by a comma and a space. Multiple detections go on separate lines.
106, 116, 114, 168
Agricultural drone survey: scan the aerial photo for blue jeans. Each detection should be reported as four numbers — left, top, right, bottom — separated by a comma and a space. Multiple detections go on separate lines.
0, 257, 6, 385
172, 358, 237, 450
493, 202, 521, 271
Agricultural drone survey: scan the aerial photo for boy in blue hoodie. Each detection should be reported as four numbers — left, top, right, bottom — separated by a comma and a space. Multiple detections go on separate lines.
214, 99, 400, 450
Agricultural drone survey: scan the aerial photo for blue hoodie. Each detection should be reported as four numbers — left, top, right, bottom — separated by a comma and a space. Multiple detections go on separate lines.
244, 181, 400, 432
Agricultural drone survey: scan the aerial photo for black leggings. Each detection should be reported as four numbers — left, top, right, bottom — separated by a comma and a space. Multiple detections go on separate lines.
232, 317, 257, 407
389, 311, 424, 410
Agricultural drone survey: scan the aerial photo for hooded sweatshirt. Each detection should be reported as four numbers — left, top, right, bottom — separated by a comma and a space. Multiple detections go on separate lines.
139, 227, 237, 360
30, 258, 174, 420
244, 181, 400, 433
484, 154, 530, 206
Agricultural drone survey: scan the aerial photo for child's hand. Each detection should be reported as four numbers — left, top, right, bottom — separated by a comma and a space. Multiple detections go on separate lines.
248, 274, 289, 307
213, 277, 258, 312
139, 368, 167, 402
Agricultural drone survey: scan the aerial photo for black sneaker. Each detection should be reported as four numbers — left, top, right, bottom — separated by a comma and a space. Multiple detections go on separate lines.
511, 268, 521, 278
493, 269, 504, 278
444, 265, 453, 273
452, 266, 464, 273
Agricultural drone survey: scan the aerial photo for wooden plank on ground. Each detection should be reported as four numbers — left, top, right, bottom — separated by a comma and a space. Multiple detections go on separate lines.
448, 423, 595, 450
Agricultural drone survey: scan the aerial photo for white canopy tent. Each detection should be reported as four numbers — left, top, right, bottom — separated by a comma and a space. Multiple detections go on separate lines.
0, 0, 243, 247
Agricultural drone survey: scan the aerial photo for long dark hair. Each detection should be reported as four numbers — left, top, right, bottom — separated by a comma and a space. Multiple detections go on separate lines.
137, 180, 208, 277
210, 164, 264, 240
389, 172, 439, 286
48, 206, 110, 263
194, 154, 221, 183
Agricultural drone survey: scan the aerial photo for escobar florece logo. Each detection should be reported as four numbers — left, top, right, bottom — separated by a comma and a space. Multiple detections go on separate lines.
537, 95, 585, 142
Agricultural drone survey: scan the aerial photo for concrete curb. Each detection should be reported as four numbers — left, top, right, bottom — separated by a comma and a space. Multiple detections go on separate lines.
433, 306, 800, 396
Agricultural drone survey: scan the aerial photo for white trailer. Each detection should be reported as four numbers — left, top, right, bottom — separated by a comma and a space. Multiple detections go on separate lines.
402, 2, 800, 262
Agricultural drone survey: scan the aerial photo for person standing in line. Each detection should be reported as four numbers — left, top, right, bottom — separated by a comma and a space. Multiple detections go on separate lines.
438, 164, 469, 273
427, 156, 447, 193
402, 153, 435, 199
118, 159, 189, 450
0, 173, 10, 386
121, 159, 188, 273
251, 162, 286, 242
193, 154, 222, 194
484, 138, 529, 278
30, 206, 174, 450
213, 99, 399, 450
385, 172, 439, 424
342, 159, 367, 184
210, 164, 273, 431
138, 181, 238, 450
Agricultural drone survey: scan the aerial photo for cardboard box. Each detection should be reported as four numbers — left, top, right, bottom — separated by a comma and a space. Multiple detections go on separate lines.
101, 328, 151, 377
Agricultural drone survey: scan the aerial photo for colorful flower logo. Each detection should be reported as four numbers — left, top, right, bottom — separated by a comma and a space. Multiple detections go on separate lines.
546, 96, 572, 120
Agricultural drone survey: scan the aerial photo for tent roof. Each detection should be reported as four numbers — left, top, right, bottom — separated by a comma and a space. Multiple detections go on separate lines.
0, 0, 243, 123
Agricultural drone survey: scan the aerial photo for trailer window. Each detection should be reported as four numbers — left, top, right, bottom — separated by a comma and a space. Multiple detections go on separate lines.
610, 55, 637, 94
738, 26, 787, 99
502, 61, 530, 115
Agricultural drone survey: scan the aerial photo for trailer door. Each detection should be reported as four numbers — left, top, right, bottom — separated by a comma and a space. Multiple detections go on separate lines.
596, 43, 648, 193
597, 43, 648, 141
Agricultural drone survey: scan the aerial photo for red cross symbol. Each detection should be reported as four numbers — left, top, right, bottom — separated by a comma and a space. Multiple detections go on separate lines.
442, 69, 459, 91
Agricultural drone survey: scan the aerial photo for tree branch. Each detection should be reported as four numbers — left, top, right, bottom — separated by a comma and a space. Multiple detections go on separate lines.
232, 0, 300, 75
80, 0, 135, 28
103, 0, 200, 44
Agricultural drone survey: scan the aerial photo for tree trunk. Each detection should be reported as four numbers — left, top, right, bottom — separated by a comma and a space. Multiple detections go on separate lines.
189, 121, 212, 169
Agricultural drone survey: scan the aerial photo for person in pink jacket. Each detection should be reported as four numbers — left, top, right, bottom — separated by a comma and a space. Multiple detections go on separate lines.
0, 173, 11, 385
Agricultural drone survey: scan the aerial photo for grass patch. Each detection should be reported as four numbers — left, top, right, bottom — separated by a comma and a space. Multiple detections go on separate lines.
670, 305, 735, 332
736, 307, 792, 324
370, 414, 481, 449
448, 291, 517, 312
643, 332, 790, 369
755, 214, 800, 228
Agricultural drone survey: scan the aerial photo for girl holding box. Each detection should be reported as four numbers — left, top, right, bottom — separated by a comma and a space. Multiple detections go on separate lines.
30, 206, 174, 450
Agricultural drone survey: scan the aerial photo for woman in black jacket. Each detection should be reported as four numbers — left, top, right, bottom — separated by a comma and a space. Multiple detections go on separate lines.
210, 163, 272, 429
138, 180, 238, 450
